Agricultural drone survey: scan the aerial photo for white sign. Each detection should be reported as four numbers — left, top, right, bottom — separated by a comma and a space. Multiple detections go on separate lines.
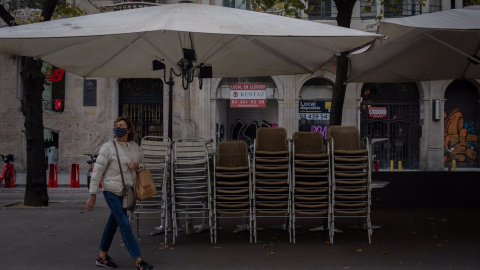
369, 106, 387, 118
230, 84, 266, 108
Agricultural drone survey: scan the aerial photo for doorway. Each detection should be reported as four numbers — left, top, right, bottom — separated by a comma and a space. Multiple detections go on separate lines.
360, 83, 421, 169
119, 79, 164, 143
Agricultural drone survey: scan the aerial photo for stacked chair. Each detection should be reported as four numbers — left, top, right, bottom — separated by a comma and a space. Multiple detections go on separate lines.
252, 127, 291, 243
213, 141, 252, 243
132, 136, 170, 245
328, 126, 372, 244
171, 138, 212, 244
291, 132, 331, 244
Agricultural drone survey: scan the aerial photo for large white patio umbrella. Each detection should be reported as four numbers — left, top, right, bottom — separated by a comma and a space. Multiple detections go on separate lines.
348, 8, 480, 83
0, 3, 380, 79
0, 3, 382, 139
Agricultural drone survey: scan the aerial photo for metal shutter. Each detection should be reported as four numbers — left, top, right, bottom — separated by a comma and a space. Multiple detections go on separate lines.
226, 100, 279, 140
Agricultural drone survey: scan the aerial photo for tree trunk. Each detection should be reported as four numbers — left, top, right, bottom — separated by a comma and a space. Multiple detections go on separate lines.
330, 0, 356, 126
21, 58, 49, 206
330, 52, 349, 126
15, 0, 59, 206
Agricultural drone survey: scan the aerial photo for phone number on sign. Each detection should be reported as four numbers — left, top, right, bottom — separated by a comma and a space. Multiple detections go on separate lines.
299, 113, 330, 120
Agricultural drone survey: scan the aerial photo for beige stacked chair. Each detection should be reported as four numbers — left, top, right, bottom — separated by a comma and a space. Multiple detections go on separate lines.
252, 127, 291, 243
132, 136, 170, 244
171, 138, 212, 244
213, 141, 252, 243
328, 125, 372, 244
291, 132, 330, 244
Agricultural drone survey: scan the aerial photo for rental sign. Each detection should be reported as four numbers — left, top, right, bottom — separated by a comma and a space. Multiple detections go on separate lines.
369, 106, 387, 118
230, 84, 266, 108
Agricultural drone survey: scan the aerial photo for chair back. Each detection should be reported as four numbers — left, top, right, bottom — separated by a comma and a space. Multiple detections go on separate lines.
328, 126, 362, 151
216, 141, 249, 168
292, 132, 325, 154
255, 127, 288, 152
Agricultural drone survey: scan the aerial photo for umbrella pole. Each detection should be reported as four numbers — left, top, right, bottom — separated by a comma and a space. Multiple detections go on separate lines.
167, 72, 174, 140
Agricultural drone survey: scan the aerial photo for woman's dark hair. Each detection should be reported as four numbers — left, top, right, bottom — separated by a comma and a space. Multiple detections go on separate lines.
114, 116, 136, 142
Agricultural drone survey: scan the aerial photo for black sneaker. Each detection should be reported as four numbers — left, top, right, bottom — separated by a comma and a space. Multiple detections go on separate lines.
96, 255, 118, 269
137, 260, 154, 270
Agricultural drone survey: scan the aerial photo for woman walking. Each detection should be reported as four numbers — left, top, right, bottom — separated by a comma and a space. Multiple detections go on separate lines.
85, 116, 153, 270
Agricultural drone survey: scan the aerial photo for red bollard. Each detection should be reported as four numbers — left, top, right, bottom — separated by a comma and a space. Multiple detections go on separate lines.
48, 164, 58, 188
70, 164, 80, 188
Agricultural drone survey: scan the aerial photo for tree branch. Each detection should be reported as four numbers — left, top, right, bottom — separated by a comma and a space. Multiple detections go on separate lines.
0, 4, 16, 26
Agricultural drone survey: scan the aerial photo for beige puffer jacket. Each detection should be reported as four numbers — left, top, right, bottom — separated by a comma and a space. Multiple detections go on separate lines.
89, 139, 145, 196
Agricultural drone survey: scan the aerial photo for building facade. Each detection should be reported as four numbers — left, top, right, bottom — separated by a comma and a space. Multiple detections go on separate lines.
0, 0, 479, 173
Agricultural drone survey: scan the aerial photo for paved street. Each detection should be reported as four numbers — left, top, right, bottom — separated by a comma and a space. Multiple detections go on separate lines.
1, 185, 480, 270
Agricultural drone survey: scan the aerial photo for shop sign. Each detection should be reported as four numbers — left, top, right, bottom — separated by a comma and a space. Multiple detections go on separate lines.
298, 100, 331, 120
230, 84, 266, 108
369, 106, 387, 118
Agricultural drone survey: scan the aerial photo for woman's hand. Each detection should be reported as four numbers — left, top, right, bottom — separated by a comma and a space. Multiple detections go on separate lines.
85, 194, 96, 211
128, 162, 139, 170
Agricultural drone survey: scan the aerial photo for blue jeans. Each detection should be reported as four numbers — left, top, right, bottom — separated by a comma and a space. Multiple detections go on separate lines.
100, 191, 141, 259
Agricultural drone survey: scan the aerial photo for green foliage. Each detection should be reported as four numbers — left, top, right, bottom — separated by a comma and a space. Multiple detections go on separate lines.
52, 2, 85, 19
12, 2, 85, 25
243, 0, 311, 18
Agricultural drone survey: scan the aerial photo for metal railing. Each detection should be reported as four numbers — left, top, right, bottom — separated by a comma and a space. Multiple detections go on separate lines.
307, 0, 337, 20
384, 0, 422, 18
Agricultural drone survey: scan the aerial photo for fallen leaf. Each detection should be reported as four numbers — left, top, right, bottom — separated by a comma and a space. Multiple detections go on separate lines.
325, 240, 331, 245
262, 245, 268, 248
270, 243, 274, 247
411, 230, 416, 234
91, 219, 96, 222
382, 251, 388, 255
170, 247, 175, 250
441, 218, 448, 223
44, 225, 50, 228
78, 210, 84, 213
356, 249, 362, 252
437, 243, 445, 247
269, 252, 277, 255
433, 235, 438, 238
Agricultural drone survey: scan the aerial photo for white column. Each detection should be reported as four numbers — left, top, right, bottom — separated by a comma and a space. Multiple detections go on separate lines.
422, 80, 447, 171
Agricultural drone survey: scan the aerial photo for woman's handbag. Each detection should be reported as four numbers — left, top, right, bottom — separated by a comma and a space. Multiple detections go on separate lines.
122, 185, 136, 211
135, 169, 157, 201
113, 140, 136, 212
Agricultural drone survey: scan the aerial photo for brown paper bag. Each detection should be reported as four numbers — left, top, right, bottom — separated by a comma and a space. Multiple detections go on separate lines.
135, 169, 157, 200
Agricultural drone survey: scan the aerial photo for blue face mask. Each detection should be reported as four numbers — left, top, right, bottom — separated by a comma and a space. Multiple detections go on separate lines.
113, 126, 128, 138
